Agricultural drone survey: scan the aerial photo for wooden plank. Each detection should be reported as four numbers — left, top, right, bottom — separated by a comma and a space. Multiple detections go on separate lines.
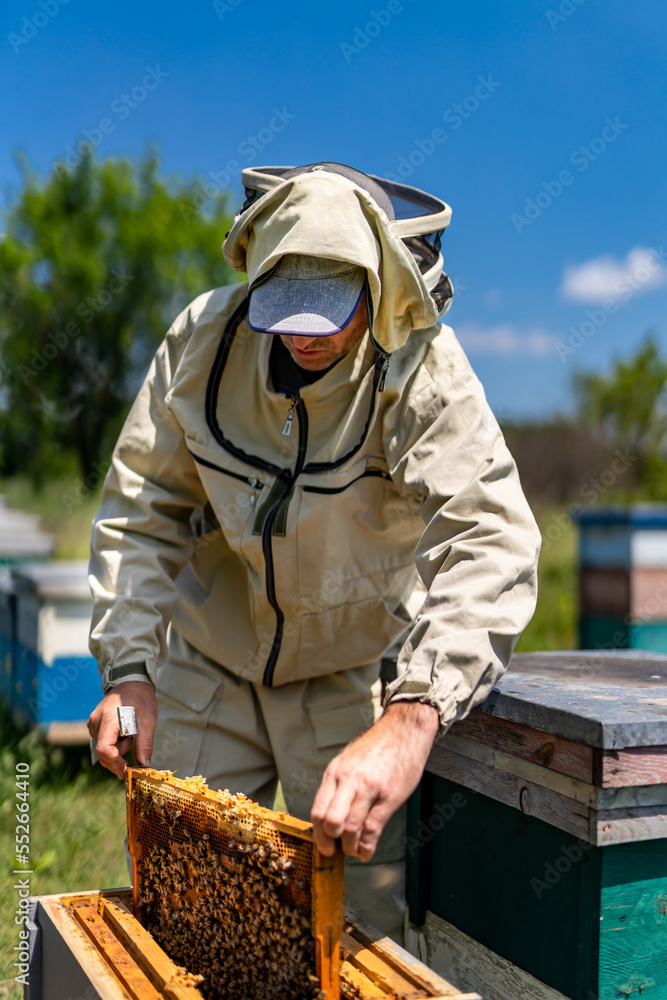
312, 844, 345, 1000
40, 898, 135, 1000
422, 911, 571, 1000
601, 745, 667, 787
340, 931, 427, 997
57, 886, 132, 906
340, 963, 391, 999
71, 902, 163, 1000
100, 897, 204, 1000
344, 908, 478, 999
450, 709, 595, 782
45, 720, 90, 744
440, 733, 667, 810
439, 732, 598, 805
427, 743, 591, 841
594, 806, 667, 846
429, 743, 667, 845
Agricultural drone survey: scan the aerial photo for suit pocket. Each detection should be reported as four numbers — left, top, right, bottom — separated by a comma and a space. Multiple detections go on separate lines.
307, 699, 374, 750
157, 660, 222, 712
152, 654, 223, 775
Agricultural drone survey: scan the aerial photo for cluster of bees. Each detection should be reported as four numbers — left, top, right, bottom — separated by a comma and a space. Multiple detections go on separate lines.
133, 783, 324, 1000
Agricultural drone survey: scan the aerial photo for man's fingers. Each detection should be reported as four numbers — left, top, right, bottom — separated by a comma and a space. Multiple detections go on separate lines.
318, 775, 359, 840
94, 704, 127, 778
356, 800, 394, 861
311, 770, 341, 855
314, 773, 385, 860
87, 683, 158, 778
87, 704, 102, 739
311, 769, 337, 821
134, 711, 155, 766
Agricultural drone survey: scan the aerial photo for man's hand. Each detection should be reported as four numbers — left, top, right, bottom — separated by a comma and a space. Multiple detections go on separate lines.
87, 681, 157, 779
310, 700, 439, 862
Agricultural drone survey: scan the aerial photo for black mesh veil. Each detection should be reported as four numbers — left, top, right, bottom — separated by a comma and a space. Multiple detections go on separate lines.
237, 165, 454, 317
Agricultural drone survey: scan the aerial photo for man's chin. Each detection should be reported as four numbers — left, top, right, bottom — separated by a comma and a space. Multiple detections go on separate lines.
287, 346, 336, 370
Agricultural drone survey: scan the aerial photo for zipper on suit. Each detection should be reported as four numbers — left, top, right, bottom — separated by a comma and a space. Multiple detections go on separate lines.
261, 393, 308, 687
303, 468, 391, 494
190, 450, 265, 505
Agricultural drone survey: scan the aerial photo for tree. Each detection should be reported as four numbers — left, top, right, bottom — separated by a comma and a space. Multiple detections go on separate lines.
0, 152, 238, 481
573, 334, 667, 498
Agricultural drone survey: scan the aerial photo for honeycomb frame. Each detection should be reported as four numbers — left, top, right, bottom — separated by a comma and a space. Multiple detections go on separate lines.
126, 767, 344, 999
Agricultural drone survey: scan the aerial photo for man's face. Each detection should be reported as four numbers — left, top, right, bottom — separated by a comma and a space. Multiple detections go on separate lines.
278, 297, 368, 371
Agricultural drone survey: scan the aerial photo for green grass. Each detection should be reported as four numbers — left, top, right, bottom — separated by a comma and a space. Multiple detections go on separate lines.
0, 710, 128, 1000
515, 503, 578, 653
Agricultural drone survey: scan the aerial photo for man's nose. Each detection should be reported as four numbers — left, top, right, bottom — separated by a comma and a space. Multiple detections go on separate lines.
291, 335, 320, 349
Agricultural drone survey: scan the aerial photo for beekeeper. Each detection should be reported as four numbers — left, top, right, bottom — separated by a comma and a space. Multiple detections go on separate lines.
87, 162, 540, 940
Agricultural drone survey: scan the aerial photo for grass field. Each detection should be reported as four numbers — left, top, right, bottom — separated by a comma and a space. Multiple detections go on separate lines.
0, 482, 577, 998
515, 503, 578, 652
0, 710, 128, 1000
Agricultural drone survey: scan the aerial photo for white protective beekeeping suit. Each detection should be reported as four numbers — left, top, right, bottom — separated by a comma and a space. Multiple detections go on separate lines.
89, 163, 540, 939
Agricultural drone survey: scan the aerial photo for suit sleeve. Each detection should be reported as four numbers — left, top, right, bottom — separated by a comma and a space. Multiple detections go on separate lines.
88, 314, 208, 691
383, 334, 541, 731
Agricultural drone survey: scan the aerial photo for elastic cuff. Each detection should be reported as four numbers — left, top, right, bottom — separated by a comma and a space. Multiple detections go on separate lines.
383, 682, 453, 735
101, 661, 153, 694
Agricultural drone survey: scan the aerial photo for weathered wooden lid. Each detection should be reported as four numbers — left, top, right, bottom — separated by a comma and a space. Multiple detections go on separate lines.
481, 651, 667, 748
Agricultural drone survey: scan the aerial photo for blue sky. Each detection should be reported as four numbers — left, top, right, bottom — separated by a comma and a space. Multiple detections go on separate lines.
2, 0, 666, 420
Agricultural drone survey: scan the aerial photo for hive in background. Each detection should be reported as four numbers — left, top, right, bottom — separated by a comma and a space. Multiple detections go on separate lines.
577, 504, 667, 651
126, 767, 344, 1000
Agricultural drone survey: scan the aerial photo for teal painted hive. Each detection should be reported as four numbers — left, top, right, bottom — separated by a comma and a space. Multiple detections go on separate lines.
406, 651, 667, 1000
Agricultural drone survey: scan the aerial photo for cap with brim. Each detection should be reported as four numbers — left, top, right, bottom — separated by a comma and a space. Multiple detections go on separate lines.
248, 254, 366, 336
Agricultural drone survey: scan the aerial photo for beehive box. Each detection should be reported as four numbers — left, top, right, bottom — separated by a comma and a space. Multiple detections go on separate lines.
11, 561, 99, 740
576, 505, 667, 653
26, 887, 478, 1000
406, 651, 667, 1000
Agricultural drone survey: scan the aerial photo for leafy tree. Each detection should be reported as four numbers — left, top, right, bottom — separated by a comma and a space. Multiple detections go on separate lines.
573, 334, 667, 498
0, 152, 238, 481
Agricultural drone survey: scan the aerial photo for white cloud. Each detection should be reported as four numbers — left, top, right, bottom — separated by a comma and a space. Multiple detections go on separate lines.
560, 245, 667, 304
456, 322, 558, 357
